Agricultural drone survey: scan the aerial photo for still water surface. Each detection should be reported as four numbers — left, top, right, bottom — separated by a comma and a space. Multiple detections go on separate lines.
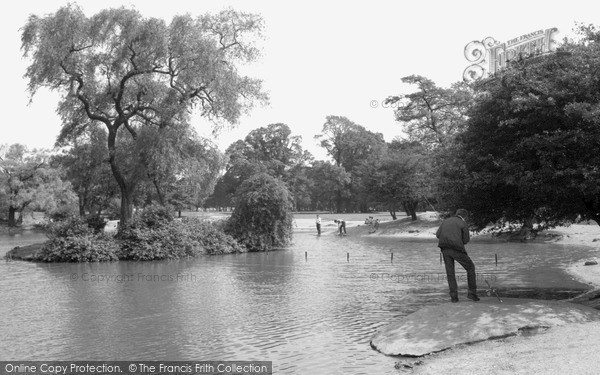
0, 228, 595, 374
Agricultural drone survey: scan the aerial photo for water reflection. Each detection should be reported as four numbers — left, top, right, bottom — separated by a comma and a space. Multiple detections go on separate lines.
0, 231, 595, 374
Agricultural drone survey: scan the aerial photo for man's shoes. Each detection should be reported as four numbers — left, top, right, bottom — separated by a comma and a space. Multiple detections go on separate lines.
467, 294, 480, 301
451, 297, 459, 303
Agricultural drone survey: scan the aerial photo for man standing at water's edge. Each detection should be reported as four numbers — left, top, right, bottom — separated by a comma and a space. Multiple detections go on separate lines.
436, 209, 479, 303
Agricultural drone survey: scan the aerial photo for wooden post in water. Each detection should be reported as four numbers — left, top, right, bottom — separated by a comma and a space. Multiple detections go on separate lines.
347, 252, 349, 262
305, 251, 307, 261
495, 253, 498, 266
391, 252, 394, 263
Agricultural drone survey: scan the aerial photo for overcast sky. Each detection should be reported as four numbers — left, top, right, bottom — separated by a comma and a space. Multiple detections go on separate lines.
2, 1, 598, 160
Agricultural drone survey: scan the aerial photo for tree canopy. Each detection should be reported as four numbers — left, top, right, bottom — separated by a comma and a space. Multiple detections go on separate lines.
385, 75, 472, 150
225, 173, 294, 251
1, 144, 76, 226
22, 4, 267, 225
456, 25, 600, 231
209, 123, 312, 210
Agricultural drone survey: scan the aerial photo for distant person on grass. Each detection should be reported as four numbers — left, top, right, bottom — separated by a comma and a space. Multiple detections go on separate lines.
316, 215, 321, 235
335, 219, 347, 235
436, 208, 479, 303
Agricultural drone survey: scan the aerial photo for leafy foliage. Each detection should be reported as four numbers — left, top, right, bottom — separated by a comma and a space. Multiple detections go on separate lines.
117, 221, 196, 261
315, 115, 386, 170
211, 123, 313, 209
35, 207, 245, 262
52, 124, 118, 216
361, 140, 431, 219
85, 215, 107, 234
455, 25, 600, 230
136, 124, 226, 211
226, 173, 294, 251
0, 144, 77, 226
385, 75, 472, 150
22, 4, 267, 226
117, 215, 244, 260
35, 217, 119, 262
306, 160, 351, 212
314, 116, 386, 212
185, 218, 246, 255
137, 203, 174, 228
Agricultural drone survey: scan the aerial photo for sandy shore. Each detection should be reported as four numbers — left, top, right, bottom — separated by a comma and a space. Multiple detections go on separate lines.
411, 320, 600, 375
366, 212, 600, 374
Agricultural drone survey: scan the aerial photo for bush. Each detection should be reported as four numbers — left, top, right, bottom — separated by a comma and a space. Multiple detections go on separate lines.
35, 218, 119, 262
117, 221, 196, 260
182, 218, 245, 255
45, 216, 93, 238
117, 215, 245, 261
47, 205, 78, 222
225, 173, 294, 251
86, 215, 107, 234
138, 204, 173, 228
34, 205, 245, 262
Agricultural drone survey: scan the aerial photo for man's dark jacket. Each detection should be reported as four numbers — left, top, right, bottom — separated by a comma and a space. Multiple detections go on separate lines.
436, 215, 470, 252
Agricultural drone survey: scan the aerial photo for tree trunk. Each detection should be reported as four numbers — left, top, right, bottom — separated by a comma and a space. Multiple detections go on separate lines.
153, 178, 165, 206
389, 204, 397, 220
7, 206, 17, 227
513, 217, 534, 241
78, 190, 86, 216
107, 128, 133, 227
119, 187, 133, 227
359, 200, 368, 213
403, 200, 418, 221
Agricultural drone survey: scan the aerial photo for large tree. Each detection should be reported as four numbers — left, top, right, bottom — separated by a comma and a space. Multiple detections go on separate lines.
137, 123, 226, 213
315, 115, 385, 212
361, 140, 431, 220
241, 123, 312, 178
22, 5, 267, 226
315, 115, 385, 170
0, 144, 76, 226
210, 123, 312, 209
53, 124, 118, 217
306, 160, 351, 213
457, 25, 600, 232
385, 75, 472, 150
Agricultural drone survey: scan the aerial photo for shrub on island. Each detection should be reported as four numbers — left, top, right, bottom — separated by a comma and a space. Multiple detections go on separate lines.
34, 205, 246, 262
225, 173, 294, 251
117, 205, 246, 260
34, 217, 119, 262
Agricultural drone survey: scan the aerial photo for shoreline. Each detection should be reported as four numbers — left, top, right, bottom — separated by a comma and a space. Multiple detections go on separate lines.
4, 213, 600, 373
359, 212, 600, 374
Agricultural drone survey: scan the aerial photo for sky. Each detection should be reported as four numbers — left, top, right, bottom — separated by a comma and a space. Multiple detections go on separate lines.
2, 0, 599, 160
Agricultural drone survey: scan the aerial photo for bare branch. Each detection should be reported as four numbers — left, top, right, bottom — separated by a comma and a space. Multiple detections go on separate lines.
123, 119, 138, 139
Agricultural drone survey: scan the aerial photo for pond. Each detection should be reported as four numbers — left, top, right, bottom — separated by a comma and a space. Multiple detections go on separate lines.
0, 227, 596, 374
